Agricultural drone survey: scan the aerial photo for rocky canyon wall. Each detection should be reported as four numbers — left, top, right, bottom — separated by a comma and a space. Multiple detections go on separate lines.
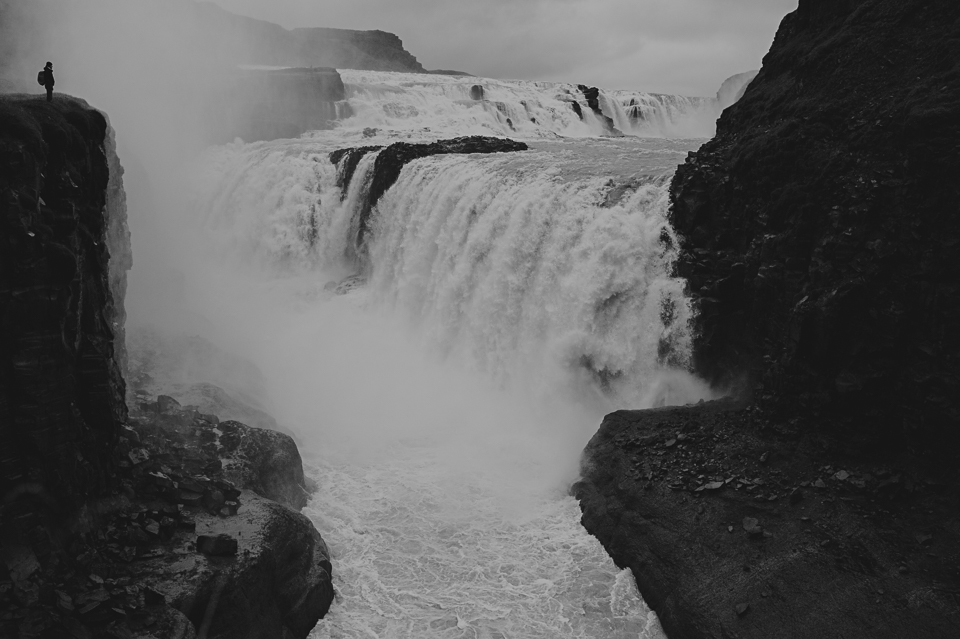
578, 2, 960, 638
0, 95, 333, 639
0, 95, 130, 543
670, 0, 960, 447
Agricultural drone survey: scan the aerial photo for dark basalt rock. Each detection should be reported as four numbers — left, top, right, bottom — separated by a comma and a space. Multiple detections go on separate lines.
579, 2, 960, 637
197, 533, 239, 556
570, 100, 584, 120
668, 0, 960, 448
576, 401, 960, 639
0, 397, 334, 639
330, 145, 383, 198
133, 396, 311, 510
330, 136, 528, 251
469, 85, 485, 101
121, 399, 333, 639
0, 96, 331, 639
0, 94, 129, 551
577, 84, 622, 135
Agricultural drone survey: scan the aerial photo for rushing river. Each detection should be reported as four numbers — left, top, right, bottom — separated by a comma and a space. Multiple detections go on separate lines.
132, 69, 730, 638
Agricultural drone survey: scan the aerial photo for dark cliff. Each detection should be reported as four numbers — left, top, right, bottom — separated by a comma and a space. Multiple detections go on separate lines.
0, 95, 129, 541
191, 2, 428, 72
669, 0, 960, 447
577, 402, 960, 639
213, 67, 348, 143
0, 96, 332, 638
578, 2, 960, 638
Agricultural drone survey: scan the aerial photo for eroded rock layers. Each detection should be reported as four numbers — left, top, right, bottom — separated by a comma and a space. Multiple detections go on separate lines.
0, 95, 128, 537
579, 2, 960, 637
669, 0, 960, 446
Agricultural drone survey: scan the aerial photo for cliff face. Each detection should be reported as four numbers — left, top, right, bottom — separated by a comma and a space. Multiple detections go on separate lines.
0, 95, 129, 538
0, 95, 333, 639
213, 67, 348, 143
289, 27, 426, 73
191, 2, 428, 72
669, 0, 960, 447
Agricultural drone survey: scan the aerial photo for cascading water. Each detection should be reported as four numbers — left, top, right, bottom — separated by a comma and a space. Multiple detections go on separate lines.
366, 153, 694, 404
176, 129, 712, 638
141, 68, 725, 638
331, 70, 724, 140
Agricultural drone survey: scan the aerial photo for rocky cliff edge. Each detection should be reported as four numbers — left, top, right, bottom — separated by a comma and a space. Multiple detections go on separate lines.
0, 96, 333, 638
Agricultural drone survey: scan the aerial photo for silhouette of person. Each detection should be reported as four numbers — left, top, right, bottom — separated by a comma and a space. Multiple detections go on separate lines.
43, 62, 54, 102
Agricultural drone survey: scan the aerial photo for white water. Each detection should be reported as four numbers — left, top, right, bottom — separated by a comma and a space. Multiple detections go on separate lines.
320, 70, 727, 142
130, 70, 721, 639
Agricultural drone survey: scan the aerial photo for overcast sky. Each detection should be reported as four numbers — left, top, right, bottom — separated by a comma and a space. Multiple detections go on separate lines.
212, 0, 797, 96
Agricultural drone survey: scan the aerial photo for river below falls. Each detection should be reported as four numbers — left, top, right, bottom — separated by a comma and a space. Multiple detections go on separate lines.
304, 450, 664, 639
131, 119, 710, 637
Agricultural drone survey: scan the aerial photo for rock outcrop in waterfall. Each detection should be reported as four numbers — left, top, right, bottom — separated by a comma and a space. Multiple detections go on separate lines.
330, 136, 529, 252
577, 1, 960, 638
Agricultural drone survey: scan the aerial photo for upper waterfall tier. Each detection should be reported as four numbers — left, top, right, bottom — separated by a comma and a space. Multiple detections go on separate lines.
190, 136, 708, 408
326, 70, 743, 141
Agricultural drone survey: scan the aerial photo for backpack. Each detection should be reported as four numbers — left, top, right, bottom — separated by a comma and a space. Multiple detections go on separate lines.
37, 70, 45, 86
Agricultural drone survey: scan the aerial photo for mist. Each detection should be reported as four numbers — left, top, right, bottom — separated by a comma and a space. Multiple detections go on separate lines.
3, 2, 721, 634
1, 0, 721, 491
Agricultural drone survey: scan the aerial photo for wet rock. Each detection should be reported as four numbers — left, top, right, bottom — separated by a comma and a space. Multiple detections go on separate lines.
329, 145, 383, 197
196, 534, 238, 556
469, 84, 484, 100
576, 400, 960, 639
157, 395, 182, 415
735, 603, 750, 617
576, 85, 622, 136
668, 0, 960, 450
332, 136, 528, 249
218, 421, 311, 510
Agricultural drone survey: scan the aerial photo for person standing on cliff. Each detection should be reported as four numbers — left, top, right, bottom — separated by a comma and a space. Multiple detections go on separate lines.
42, 62, 54, 101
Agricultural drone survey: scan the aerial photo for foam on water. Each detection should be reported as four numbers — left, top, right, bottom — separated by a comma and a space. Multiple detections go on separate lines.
304, 454, 663, 639
323, 70, 722, 142
176, 131, 713, 638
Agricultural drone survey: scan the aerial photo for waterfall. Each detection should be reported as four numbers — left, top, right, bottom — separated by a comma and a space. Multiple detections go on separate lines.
192, 138, 703, 407
366, 154, 694, 405
176, 128, 713, 638
330, 70, 726, 140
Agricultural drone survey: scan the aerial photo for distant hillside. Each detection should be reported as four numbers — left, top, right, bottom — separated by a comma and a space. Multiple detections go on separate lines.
0, 0, 453, 84
193, 2, 430, 72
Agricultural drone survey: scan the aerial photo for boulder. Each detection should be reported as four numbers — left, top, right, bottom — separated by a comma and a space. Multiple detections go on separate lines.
576, 400, 960, 639
576, 84, 622, 135
130, 399, 310, 510
143, 492, 332, 639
